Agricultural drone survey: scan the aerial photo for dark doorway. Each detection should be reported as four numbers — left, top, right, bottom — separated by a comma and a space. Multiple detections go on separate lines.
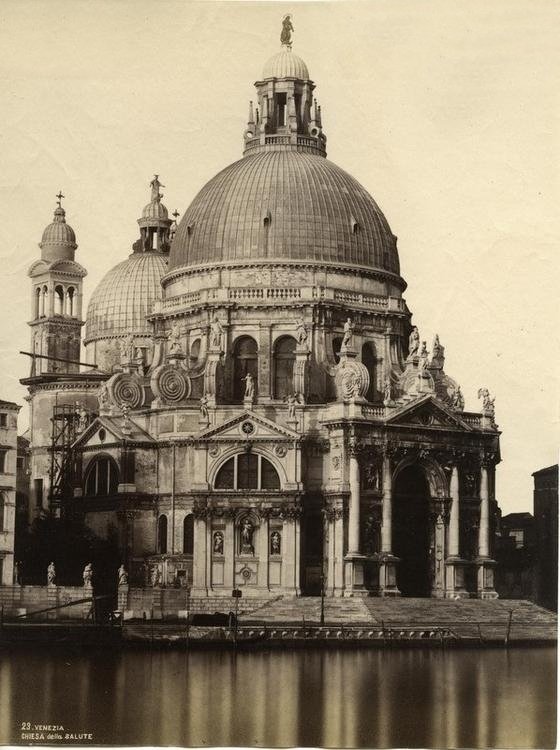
393, 465, 431, 596
301, 508, 324, 595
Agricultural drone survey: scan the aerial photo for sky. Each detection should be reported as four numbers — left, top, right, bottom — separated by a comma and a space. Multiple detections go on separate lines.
0, 0, 558, 513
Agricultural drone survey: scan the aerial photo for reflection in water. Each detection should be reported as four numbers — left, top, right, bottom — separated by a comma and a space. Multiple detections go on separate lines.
0, 646, 555, 748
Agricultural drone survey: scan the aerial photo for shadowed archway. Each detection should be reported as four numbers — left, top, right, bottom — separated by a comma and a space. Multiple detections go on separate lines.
393, 464, 431, 596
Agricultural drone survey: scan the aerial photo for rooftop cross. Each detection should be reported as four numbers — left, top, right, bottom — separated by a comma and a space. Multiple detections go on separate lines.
172, 209, 180, 221
56, 191, 65, 208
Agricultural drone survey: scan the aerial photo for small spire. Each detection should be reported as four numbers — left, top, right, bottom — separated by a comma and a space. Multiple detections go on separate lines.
56, 190, 65, 208
280, 14, 294, 49
248, 100, 255, 125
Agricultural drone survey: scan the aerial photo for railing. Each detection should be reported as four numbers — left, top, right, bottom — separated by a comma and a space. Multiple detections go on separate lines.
362, 406, 385, 419
461, 412, 483, 427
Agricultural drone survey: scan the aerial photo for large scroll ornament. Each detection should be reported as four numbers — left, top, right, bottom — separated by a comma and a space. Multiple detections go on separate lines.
151, 363, 191, 404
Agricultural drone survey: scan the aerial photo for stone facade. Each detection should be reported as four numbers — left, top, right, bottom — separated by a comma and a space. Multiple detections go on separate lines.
21, 31, 501, 600
0, 400, 21, 585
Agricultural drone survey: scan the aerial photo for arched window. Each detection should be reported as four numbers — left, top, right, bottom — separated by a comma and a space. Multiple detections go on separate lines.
157, 515, 168, 554
233, 336, 258, 403
183, 514, 194, 555
189, 338, 201, 363
0, 493, 5, 532
66, 287, 75, 317
35, 287, 41, 319
84, 457, 119, 497
362, 342, 377, 402
214, 454, 280, 490
273, 336, 296, 399
41, 286, 48, 317
54, 285, 64, 315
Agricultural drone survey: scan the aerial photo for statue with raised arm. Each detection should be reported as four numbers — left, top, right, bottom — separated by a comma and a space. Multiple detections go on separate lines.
241, 519, 254, 554
280, 15, 294, 47
150, 174, 164, 202
478, 388, 495, 417
408, 326, 420, 358
452, 386, 465, 411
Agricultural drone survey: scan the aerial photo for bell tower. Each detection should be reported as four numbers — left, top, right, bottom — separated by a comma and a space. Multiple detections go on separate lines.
27, 193, 87, 375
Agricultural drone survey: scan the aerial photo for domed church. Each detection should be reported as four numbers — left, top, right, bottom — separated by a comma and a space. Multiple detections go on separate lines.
22, 22, 500, 600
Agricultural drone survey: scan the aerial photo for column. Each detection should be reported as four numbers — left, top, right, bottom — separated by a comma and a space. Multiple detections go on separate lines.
448, 465, 460, 557
381, 455, 392, 553
478, 465, 489, 558
348, 452, 361, 554
257, 516, 269, 591
192, 517, 208, 595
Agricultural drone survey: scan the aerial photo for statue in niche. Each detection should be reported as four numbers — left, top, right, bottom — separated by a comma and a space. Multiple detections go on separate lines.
341, 317, 353, 349
242, 372, 255, 399
240, 519, 254, 555
117, 565, 128, 586
364, 463, 380, 491
168, 321, 183, 355
408, 326, 420, 357
83, 562, 93, 588
213, 531, 224, 555
270, 531, 281, 555
47, 562, 56, 586
200, 395, 209, 420
452, 386, 465, 411
210, 315, 224, 349
280, 14, 294, 47
295, 317, 308, 346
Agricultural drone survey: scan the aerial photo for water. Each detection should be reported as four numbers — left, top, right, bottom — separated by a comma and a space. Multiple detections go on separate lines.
0, 646, 556, 748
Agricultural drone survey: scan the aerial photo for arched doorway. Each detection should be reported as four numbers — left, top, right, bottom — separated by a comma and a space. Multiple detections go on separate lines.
393, 465, 431, 596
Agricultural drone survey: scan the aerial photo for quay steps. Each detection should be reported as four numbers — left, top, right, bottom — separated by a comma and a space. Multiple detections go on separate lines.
240, 596, 373, 624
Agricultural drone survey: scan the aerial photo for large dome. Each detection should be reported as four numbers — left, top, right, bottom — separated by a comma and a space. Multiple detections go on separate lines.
85, 251, 167, 343
168, 151, 400, 275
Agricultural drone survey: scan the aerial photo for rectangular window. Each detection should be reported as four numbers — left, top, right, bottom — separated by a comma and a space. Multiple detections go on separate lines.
16, 456, 24, 469
277, 93, 287, 127
34, 478, 43, 508
0, 414, 7, 428
0, 452, 6, 473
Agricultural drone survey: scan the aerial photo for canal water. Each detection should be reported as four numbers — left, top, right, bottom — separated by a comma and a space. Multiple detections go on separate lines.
0, 646, 556, 748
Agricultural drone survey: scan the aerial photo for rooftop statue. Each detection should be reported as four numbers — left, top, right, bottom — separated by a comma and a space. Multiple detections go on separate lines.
150, 174, 164, 203
408, 326, 420, 358
280, 14, 294, 47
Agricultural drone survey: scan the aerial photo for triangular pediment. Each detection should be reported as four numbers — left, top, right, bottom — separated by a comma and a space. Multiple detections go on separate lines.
386, 395, 473, 431
72, 416, 154, 449
196, 411, 299, 442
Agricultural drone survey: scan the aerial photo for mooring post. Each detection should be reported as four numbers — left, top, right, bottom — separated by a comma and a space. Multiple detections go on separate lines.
505, 609, 514, 648
150, 608, 154, 647
477, 622, 483, 644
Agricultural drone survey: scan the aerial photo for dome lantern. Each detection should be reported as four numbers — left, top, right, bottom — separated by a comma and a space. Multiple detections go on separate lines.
243, 17, 326, 157
136, 175, 172, 254
39, 191, 78, 261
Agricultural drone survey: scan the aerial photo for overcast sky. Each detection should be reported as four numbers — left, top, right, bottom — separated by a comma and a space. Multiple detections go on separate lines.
0, 0, 558, 512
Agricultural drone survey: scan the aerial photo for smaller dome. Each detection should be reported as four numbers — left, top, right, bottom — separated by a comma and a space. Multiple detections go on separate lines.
142, 200, 169, 221
262, 48, 309, 80
40, 207, 77, 248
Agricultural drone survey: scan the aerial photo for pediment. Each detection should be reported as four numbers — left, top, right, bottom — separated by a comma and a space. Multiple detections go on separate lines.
196, 411, 299, 443
386, 395, 472, 431
72, 416, 154, 449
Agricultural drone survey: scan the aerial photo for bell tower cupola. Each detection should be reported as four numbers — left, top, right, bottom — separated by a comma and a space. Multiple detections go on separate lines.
27, 193, 87, 375
243, 16, 327, 157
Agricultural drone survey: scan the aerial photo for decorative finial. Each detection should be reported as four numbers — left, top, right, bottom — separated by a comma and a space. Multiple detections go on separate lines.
172, 209, 180, 221
280, 14, 294, 49
56, 191, 65, 208
150, 174, 164, 203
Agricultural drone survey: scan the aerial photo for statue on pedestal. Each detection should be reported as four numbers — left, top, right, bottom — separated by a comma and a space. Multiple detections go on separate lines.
478, 388, 495, 418
452, 386, 465, 411
168, 321, 183, 356
295, 318, 308, 347
341, 317, 353, 349
213, 531, 224, 555
76, 403, 88, 433
408, 326, 420, 358
270, 531, 281, 555
120, 333, 135, 364
210, 316, 224, 349
383, 377, 393, 405
280, 14, 294, 47
242, 372, 255, 400
200, 395, 209, 421
117, 565, 128, 586
47, 562, 56, 586
83, 563, 93, 588
98, 382, 110, 411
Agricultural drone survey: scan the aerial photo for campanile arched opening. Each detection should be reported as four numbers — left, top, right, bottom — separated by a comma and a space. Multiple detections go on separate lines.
393, 464, 432, 597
